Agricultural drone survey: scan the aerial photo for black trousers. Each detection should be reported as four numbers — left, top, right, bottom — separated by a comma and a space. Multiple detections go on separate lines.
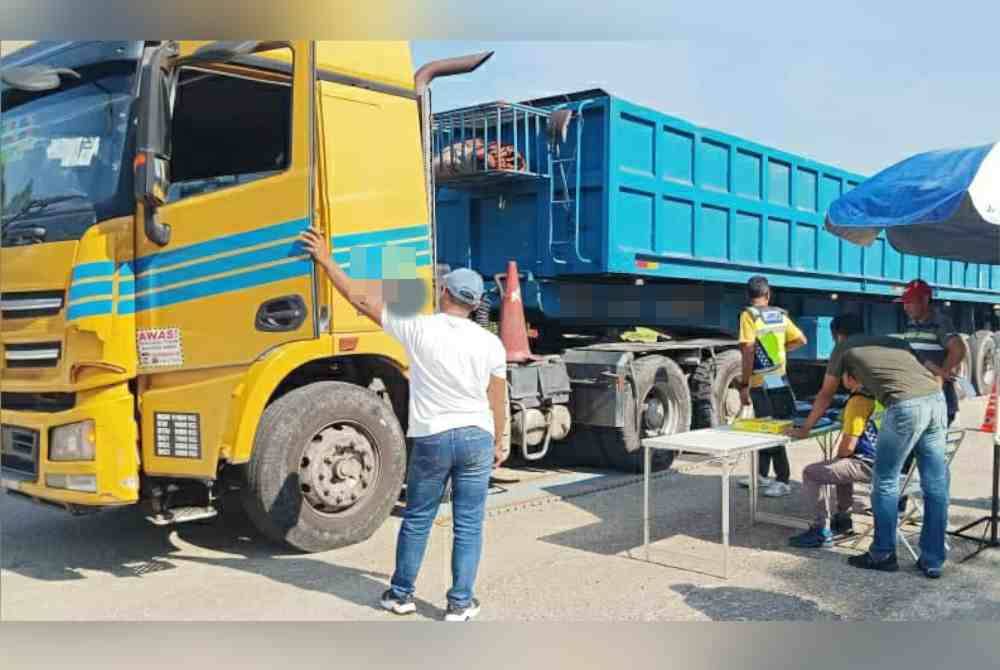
749, 386, 791, 483
758, 446, 791, 483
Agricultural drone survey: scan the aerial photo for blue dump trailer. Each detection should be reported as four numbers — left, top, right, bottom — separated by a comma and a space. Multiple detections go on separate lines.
431, 90, 1000, 471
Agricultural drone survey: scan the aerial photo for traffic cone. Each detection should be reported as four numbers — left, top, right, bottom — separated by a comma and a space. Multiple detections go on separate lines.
499, 260, 536, 363
981, 380, 998, 433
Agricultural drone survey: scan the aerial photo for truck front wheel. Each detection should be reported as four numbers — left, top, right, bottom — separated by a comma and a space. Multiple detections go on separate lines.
242, 381, 407, 553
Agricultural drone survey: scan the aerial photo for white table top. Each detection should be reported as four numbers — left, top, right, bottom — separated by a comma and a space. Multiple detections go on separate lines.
641, 428, 789, 456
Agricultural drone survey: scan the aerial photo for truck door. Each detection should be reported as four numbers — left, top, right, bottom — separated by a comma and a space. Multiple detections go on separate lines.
133, 42, 316, 371
132, 43, 316, 477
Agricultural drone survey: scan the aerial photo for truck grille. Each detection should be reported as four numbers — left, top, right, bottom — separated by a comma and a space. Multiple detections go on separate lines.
1, 425, 40, 482
3, 342, 62, 368
0, 291, 64, 319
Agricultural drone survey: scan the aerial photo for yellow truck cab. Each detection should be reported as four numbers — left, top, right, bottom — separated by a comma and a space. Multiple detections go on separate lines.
1, 40, 491, 551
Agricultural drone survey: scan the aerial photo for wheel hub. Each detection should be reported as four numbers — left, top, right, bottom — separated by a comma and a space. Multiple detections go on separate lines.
299, 425, 377, 513
642, 397, 666, 431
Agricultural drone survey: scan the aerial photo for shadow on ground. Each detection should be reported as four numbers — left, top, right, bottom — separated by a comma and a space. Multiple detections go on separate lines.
669, 582, 842, 621
0, 492, 440, 617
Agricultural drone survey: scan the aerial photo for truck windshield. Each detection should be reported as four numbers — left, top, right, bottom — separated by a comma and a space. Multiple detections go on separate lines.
1, 58, 137, 239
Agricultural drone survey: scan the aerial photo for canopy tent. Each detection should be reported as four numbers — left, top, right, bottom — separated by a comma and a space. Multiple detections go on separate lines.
825, 142, 1000, 265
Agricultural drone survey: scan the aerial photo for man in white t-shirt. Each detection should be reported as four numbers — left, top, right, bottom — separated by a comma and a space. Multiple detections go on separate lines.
301, 228, 507, 622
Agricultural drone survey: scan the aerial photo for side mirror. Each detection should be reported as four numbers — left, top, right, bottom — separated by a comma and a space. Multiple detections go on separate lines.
134, 42, 177, 245
0, 65, 80, 92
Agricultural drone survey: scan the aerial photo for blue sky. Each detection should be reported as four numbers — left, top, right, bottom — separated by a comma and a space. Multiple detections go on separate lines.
412, 35, 998, 176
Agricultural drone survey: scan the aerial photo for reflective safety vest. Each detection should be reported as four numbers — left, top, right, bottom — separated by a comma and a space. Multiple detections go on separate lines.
744, 305, 790, 376
852, 394, 884, 464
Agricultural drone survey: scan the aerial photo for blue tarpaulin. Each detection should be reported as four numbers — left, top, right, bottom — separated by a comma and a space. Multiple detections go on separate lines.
825, 142, 1000, 264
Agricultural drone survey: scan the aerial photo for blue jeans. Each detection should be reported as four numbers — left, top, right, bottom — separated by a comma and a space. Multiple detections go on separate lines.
870, 392, 950, 568
390, 426, 493, 607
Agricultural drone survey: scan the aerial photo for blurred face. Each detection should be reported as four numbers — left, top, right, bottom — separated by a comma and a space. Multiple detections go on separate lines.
903, 296, 931, 321
842, 373, 862, 393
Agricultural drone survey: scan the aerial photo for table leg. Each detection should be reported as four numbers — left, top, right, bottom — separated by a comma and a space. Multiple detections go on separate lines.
750, 449, 759, 526
722, 457, 731, 580
644, 444, 651, 562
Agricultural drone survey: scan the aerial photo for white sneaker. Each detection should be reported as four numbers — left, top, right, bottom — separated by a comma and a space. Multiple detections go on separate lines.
444, 599, 481, 621
761, 481, 791, 497
738, 475, 773, 489
380, 589, 416, 615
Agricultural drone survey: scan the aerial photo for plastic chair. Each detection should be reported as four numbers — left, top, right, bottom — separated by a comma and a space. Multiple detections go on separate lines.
849, 429, 965, 560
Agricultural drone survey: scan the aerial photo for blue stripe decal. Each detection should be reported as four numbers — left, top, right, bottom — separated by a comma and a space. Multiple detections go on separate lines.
119, 262, 134, 277
133, 218, 309, 276
68, 281, 114, 303
136, 240, 305, 295
118, 299, 135, 315
124, 221, 430, 312
71, 261, 115, 281
136, 259, 311, 312
67, 300, 113, 321
332, 225, 429, 249
119, 278, 136, 295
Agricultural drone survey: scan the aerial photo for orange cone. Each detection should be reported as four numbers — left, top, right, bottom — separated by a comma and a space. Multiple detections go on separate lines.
499, 260, 537, 363
981, 380, 998, 433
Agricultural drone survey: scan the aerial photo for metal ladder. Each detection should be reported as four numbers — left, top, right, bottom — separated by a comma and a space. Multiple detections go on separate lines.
547, 100, 593, 265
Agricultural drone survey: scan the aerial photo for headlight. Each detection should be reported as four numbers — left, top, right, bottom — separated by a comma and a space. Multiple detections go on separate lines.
49, 421, 96, 461
45, 474, 97, 493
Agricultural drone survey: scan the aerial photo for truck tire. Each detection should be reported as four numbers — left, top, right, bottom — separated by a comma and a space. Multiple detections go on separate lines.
689, 357, 717, 429
597, 355, 689, 473
956, 334, 973, 399
690, 349, 743, 428
970, 330, 997, 395
242, 381, 407, 553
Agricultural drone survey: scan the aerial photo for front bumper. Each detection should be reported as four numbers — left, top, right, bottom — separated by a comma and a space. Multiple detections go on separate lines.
1, 382, 139, 508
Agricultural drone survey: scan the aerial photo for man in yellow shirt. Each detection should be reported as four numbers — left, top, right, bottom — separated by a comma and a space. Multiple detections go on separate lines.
737, 275, 808, 497
788, 320, 882, 546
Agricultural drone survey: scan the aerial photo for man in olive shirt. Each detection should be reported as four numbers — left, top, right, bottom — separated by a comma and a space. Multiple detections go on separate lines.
789, 331, 949, 578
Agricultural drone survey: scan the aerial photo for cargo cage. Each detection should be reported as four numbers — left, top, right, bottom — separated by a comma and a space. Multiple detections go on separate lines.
432, 99, 592, 264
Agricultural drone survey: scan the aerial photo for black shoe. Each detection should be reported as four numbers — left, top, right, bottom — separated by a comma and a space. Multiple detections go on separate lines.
847, 551, 899, 572
444, 598, 481, 621
380, 589, 417, 615
831, 512, 854, 537
916, 559, 943, 579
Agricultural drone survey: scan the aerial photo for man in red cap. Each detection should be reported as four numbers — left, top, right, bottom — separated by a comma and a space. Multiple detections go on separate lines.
896, 279, 966, 427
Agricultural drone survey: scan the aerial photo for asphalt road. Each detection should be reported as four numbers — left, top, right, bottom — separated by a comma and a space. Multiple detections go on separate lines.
3, 397, 1000, 621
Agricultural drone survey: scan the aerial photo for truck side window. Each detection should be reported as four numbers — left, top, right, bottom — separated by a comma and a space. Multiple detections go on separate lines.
166, 56, 292, 203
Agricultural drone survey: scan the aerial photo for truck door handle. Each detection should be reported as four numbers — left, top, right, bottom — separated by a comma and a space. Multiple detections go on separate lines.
256, 295, 307, 332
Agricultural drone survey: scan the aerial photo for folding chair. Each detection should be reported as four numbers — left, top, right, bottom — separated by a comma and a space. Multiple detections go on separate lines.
849, 429, 966, 560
